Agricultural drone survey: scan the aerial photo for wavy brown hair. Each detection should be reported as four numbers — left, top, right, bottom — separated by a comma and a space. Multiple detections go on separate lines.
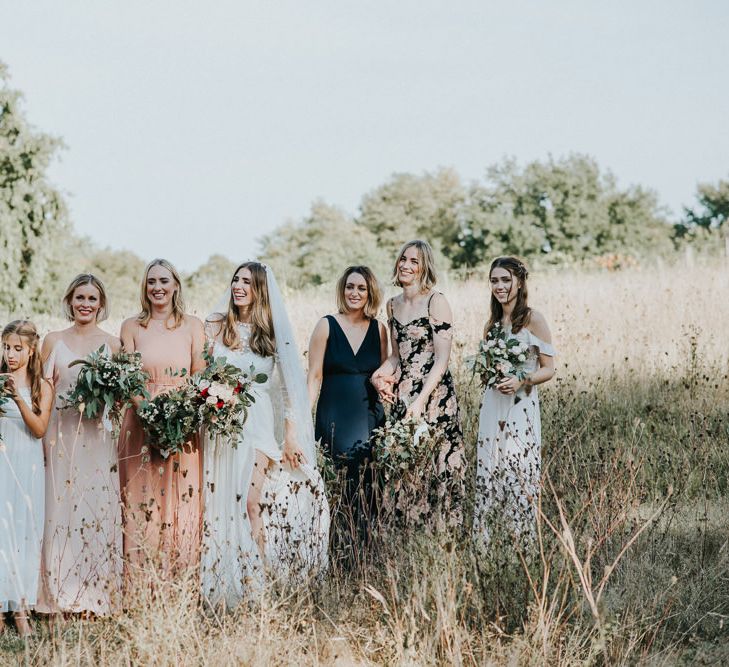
336, 265, 382, 319
1, 320, 45, 415
485, 256, 532, 335
137, 258, 185, 329
62, 273, 109, 322
213, 262, 275, 358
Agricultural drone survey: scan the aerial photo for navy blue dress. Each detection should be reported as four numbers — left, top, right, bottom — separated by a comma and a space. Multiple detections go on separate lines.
315, 315, 384, 477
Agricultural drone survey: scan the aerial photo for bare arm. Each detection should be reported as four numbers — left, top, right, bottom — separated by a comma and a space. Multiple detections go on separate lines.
306, 317, 329, 410
40, 331, 59, 366
11, 378, 54, 439
371, 300, 399, 402
188, 316, 207, 374
107, 335, 122, 355
120, 318, 137, 353
525, 310, 556, 387
377, 320, 389, 365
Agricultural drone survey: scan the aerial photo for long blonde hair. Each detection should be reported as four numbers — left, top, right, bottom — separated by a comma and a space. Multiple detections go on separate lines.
392, 239, 438, 291
62, 273, 109, 322
137, 258, 185, 329
217, 262, 276, 357
1, 320, 44, 415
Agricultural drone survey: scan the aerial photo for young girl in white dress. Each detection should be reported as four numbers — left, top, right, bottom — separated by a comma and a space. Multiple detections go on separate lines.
201, 262, 329, 609
475, 258, 556, 543
0, 321, 53, 636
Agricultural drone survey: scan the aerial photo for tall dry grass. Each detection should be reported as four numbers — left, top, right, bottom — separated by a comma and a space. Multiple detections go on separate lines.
3, 259, 729, 665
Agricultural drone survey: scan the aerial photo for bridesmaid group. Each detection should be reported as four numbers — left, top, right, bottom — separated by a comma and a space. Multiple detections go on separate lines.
0, 239, 555, 635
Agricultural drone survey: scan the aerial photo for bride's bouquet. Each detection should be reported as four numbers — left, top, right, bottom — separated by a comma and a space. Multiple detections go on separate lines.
190, 353, 267, 443
466, 322, 529, 388
62, 346, 150, 431
137, 381, 199, 459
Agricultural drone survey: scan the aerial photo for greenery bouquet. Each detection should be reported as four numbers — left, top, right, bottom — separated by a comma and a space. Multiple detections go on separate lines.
0, 375, 13, 417
62, 346, 150, 432
137, 383, 199, 459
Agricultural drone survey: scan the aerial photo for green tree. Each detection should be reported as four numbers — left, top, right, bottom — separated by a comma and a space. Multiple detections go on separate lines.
260, 200, 390, 287
448, 155, 672, 267
674, 177, 729, 243
0, 61, 70, 314
358, 168, 465, 261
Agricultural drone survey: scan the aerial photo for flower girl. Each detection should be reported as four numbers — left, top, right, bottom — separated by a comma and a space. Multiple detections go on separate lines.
0, 321, 53, 635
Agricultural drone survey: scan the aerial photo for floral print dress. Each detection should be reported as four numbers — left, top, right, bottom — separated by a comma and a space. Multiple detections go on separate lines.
389, 293, 466, 527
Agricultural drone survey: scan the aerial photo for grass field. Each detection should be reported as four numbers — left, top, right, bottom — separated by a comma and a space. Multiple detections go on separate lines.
3, 259, 729, 665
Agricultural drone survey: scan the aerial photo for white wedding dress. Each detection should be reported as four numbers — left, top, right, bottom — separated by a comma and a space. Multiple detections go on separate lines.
475, 325, 555, 543
201, 323, 329, 608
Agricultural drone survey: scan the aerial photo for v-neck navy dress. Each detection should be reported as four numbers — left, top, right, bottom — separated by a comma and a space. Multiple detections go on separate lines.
315, 315, 385, 475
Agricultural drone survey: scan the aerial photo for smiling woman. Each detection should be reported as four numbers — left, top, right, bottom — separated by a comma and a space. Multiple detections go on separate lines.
117, 259, 206, 576
36, 274, 123, 617
371, 241, 466, 529
308, 265, 387, 546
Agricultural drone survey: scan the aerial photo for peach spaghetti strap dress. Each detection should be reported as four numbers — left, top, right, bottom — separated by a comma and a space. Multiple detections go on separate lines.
118, 320, 202, 572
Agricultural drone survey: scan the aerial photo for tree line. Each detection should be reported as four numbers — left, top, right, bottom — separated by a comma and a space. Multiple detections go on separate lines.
2, 60, 727, 314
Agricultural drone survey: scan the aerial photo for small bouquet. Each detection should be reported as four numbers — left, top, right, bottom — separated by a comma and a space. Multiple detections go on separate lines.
191, 353, 267, 443
137, 382, 199, 459
371, 417, 431, 483
62, 347, 150, 431
465, 322, 529, 389
0, 375, 14, 417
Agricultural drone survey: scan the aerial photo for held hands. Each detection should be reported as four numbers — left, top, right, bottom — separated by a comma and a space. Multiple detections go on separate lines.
371, 372, 396, 404
496, 376, 525, 396
282, 435, 307, 469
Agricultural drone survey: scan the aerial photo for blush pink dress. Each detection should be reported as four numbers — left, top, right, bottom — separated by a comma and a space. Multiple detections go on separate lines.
37, 339, 123, 615
118, 320, 202, 573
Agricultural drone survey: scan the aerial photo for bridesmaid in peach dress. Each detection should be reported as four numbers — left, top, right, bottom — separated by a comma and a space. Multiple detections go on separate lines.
118, 259, 206, 575
37, 275, 123, 616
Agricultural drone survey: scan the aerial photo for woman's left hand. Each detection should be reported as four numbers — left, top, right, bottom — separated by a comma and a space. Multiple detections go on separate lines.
496, 376, 524, 395
404, 396, 426, 421
282, 437, 307, 469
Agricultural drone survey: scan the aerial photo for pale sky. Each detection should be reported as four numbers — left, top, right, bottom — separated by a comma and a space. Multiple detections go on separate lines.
2, 1, 727, 270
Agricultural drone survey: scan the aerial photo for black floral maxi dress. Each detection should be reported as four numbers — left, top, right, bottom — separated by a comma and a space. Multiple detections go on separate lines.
388, 294, 466, 528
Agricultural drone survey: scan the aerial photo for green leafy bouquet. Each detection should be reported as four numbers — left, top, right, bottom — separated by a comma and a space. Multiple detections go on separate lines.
371, 417, 431, 484
190, 353, 267, 443
62, 347, 150, 432
137, 380, 199, 459
466, 322, 529, 388
0, 375, 13, 417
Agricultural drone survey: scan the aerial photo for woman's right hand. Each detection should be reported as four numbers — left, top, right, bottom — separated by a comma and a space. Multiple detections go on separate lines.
2, 375, 18, 401
371, 372, 396, 404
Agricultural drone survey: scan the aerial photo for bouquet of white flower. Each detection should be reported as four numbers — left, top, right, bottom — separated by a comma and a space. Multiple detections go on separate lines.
466, 322, 529, 388
137, 383, 199, 459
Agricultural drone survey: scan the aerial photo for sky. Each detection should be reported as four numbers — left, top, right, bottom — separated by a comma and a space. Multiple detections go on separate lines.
2, 0, 728, 270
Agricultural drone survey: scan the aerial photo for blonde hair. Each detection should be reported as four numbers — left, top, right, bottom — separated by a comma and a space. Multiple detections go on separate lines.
1, 320, 44, 414
392, 239, 438, 291
335, 266, 382, 319
62, 273, 109, 322
137, 258, 185, 329
215, 262, 276, 358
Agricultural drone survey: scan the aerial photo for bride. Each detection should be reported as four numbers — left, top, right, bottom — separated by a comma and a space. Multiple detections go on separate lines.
200, 261, 329, 608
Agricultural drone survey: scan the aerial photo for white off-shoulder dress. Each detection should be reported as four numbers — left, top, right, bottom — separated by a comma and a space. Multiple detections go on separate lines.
475, 326, 555, 542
